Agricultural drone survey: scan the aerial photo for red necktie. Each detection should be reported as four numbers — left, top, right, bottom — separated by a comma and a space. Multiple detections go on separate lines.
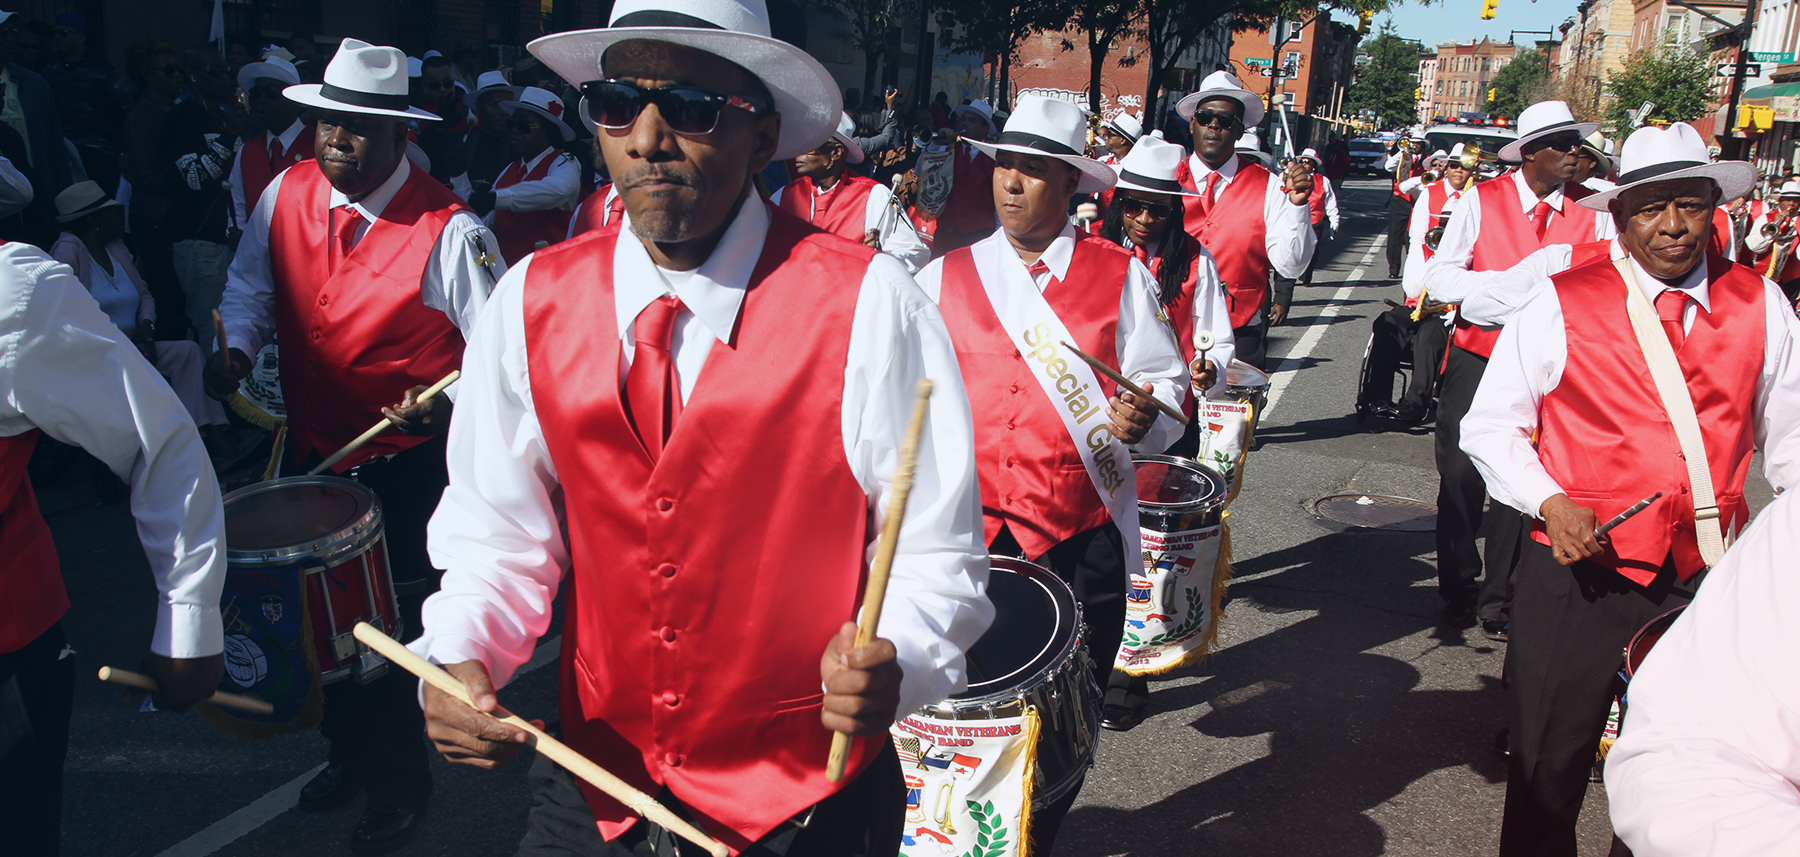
1025, 260, 1052, 284
331, 206, 362, 273
1199, 172, 1220, 218
1132, 244, 1149, 264
1655, 289, 1689, 352
626, 296, 685, 459
269, 137, 285, 173
1531, 200, 1552, 240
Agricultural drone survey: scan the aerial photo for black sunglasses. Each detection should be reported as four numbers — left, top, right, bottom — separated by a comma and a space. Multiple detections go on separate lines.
507, 116, 540, 133
581, 79, 768, 136
247, 84, 282, 101
1529, 134, 1582, 154
1190, 110, 1244, 132
196, 64, 231, 78
1121, 198, 1174, 220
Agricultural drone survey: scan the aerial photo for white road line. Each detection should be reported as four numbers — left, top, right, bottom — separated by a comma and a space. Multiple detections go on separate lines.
1261, 234, 1386, 420
156, 634, 564, 857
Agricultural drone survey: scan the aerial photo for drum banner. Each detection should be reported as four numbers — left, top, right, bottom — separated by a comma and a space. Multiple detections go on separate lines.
1115, 520, 1234, 675
890, 708, 1040, 857
915, 143, 956, 217
198, 561, 323, 737
1196, 400, 1253, 504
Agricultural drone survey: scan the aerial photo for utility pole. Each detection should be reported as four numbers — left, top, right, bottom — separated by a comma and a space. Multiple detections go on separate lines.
1721, 0, 1761, 160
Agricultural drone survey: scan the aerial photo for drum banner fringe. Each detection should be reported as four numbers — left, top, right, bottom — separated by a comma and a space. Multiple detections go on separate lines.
891, 707, 1039, 857
198, 560, 324, 737
1115, 516, 1234, 676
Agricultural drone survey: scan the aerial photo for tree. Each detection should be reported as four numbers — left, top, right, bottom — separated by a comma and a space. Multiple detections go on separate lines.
935, 0, 1062, 110
1064, 0, 1144, 116
1484, 47, 1550, 120
1603, 46, 1715, 136
823, 0, 907, 110
1346, 26, 1419, 130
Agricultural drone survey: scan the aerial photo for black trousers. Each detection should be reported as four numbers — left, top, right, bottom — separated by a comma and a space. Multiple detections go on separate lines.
1387, 196, 1413, 276
1364, 306, 1449, 410
1478, 510, 1526, 625
515, 740, 904, 856
1434, 346, 1491, 608
1232, 318, 1271, 372
0, 623, 75, 857
1501, 543, 1700, 857
1297, 221, 1328, 285
286, 436, 450, 811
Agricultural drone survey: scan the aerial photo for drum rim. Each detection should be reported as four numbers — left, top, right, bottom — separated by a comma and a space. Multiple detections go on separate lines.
948, 556, 1083, 705
1623, 605, 1686, 679
223, 475, 384, 564
1131, 454, 1229, 514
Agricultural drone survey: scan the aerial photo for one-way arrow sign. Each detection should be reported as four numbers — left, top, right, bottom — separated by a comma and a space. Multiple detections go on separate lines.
1719, 62, 1762, 77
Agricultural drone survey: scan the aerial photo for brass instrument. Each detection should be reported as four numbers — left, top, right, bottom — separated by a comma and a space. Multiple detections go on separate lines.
1764, 212, 1796, 279
1395, 137, 1414, 181
1458, 142, 1499, 190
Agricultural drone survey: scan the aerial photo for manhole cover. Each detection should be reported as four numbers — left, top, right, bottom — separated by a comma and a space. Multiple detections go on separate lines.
1309, 494, 1436, 531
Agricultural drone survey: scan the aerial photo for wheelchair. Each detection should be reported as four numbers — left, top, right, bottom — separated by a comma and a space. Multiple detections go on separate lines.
1353, 303, 1445, 426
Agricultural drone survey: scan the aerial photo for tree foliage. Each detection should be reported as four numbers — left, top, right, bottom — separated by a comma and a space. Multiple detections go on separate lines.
1346, 26, 1419, 130
935, 0, 1064, 110
821, 0, 907, 107
1484, 47, 1550, 120
1604, 46, 1715, 136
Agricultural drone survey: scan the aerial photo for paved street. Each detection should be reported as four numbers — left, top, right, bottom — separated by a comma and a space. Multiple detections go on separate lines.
46, 175, 1775, 857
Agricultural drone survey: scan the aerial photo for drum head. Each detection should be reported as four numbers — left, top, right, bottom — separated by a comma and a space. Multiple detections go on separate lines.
1132, 455, 1227, 514
224, 476, 380, 563
954, 557, 1079, 701
1624, 606, 1686, 678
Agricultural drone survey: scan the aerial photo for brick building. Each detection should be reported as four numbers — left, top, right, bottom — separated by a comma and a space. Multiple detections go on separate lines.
1424, 37, 1522, 120
1004, 19, 1233, 130
1227, 12, 1361, 149
1418, 54, 1439, 125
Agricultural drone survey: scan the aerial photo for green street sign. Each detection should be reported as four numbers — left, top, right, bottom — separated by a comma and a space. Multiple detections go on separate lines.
1752, 51, 1795, 63
1246, 57, 1273, 67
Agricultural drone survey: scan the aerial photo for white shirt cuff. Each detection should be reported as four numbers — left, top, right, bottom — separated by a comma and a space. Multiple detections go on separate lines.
155, 602, 224, 659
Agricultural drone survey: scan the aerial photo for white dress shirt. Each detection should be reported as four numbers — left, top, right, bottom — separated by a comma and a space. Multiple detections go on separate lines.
416, 197, 995, 720
1186, 153, 1315, 280
0, 154, 32, 218
1122, 236, 1239, 399
1462, 240, 1800, 520
916, 224, 1190, 453
1605, 487, 1800, 856
229, 119, 309, 228
770, 177, 931, 273
1401, 180, 1466, 304
1423, 170, 1618, 306
0, 243, 225, 659
491, 147, 580, 214
217, 157, 504, 389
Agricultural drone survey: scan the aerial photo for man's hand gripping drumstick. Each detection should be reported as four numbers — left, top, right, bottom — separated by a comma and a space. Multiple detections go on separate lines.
824, 379, 933, 782
359, 623, 731, 857
307, 370, 460, 476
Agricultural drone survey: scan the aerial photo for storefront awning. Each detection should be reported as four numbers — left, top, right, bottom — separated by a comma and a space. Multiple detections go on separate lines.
1741, 83, 1800, 106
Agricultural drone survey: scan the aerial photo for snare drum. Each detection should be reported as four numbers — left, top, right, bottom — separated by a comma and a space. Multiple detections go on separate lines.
1134, 455, 1228, 533
224, 476, 400, 684
1624, 606, 1686, 681
914, 556, 1098, 808
1225, 359, 1271, 440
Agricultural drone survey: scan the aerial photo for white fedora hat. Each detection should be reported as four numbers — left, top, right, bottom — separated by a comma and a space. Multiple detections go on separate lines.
966, 94, 1115, 195
1105, 111, 1143, 143
501, 86, 577, 140
1235, 130, 1263, 152
829, 111, 864, 164
952, 99, 997, 137
1298, 147, 1321, 165
285, 39, 440, 121
1779, 179, 1800, 198
527, 0, 840, 161
1497, 100, 1598, 162
1113, 136, 1200, 197
466, 70, 522, 107
1580, 130, 1612, 174
1425, 147, 1450, 167
54, 180, 123, 223
1175, 70, 1264, 127
1578, 122, 1756, 210
238, 54, 300, 93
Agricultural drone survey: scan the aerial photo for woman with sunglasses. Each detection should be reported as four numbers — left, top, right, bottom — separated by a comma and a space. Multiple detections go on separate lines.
470, 85, 580, 265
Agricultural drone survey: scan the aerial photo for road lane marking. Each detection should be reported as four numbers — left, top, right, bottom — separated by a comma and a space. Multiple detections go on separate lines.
156, 634, 564, 857
1262, 233, 1386, 420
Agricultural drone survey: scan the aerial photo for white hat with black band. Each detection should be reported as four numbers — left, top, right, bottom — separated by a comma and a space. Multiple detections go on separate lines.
466, 70, 523, 108
1497, 100, 1599, 163
285, 38, 441, 121
1577, 122, 1756, 210
1113, 136, 1200, 197
238, 54, 300, 94
1174, 70, 1264, 128
830, 111, 864, 164
54, 180, 123, 224
501, 86, 577, 140
965, 94, 1116, 195
1106, 111, 1143, 143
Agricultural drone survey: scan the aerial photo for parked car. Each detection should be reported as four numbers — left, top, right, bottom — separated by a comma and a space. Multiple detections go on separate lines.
1349, 138, 1389, 174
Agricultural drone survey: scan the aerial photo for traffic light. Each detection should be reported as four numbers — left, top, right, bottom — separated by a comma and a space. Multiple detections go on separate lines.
1358, 10, 1373, 34
1415, 87, 1424, 100
1480, 0, 1498, 19
1488, 88, 1497, 101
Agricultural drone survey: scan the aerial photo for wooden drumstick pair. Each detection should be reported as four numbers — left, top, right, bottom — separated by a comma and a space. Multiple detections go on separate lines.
96, 666, 275, 715
306, 370, 460, 476
1060, 340, 1189, 425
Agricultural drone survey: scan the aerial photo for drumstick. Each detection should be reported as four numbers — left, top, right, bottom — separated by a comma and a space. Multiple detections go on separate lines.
307, 371, 460, 476
1596, 491, 1663, 537
1059, 340, 1189, 425
212, 309, 228, 355
826, 378, 933, 783
97, 666, 275, 715
351, 622, 730, 857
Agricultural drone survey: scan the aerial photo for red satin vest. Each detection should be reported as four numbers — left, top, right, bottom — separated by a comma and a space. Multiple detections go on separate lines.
1708, 206, 1732, 257
523, 206, 880, 850
240, 125, 315, 219
494, 149, 574, 264
938, 237, 1127, 557
774, 173, 878, 241
268, 161, 468, 469
1418, 180, 1461, 268
1456, 178, 1599, 358
911, 142, 996, 259
1307, 178, 1329, 225
569, 184, 625, 239
0, 430, 66, 653
1533, 253, 1764, 584
1176, 155, 1276, 329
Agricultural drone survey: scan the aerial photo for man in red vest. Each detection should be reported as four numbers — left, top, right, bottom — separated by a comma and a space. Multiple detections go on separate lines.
205, 38, 504, 855
1742, 179, 1800, 303
412, 3, 993, 854
773, 111, 928, 271
0, 241, 228, 856
229, 53, 312, 229
1420, 100, 1615, 633
468, 85, 580, 264
1171, 70, 1316, 370
907, 98, 998, 259
916, 94, 1188, 851
1385, 133, 1426, 279
1461, 121, 1800, 857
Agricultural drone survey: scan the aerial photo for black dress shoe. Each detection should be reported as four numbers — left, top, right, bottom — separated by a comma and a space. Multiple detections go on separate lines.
350, 805, 424, 856
1481, 619, 1510, 642
1440, 602, 1478, 629
298, 763, 362, 812
1100, 704, 1145, 732
1395, 400, 1426, 423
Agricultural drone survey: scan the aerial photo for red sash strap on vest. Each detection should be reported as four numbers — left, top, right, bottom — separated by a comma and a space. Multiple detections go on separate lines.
1533, 252, 1764, 584
569, 184, 625, 239
774, 174, 879, 241
240, 127, 316, 219
1176, 155, 1274, 329
938, 237, 1128, 557
523, 206, 879, 850
0, 430, 67, 653
493, 150, 574, 264
268, 161, 468, 470
1455, 179, 1600, 358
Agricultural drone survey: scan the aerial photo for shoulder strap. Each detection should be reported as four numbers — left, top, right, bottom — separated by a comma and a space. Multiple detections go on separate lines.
1609, 255, 1726, 567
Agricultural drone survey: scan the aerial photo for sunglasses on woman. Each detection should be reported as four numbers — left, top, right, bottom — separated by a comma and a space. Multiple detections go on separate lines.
507, 117, 541, 133
1121, 198, 1174, 220
580, 79, 769, 136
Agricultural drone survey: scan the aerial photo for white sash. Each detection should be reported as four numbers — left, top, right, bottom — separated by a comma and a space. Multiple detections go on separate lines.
974, 238, 1142, 555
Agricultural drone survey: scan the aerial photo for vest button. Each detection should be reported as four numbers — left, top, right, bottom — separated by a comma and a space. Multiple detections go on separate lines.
1005, 421, 1016, 430
1010, 384, 1021, 393
318, 295, 328, 307
1005, 458, 1014, 468
656, 497, 674, 512
661, 691, 680, 707
657, 563, 677, 578
311, 330, 321, 341
659, 626, 677, 643
664, 752, 683, 767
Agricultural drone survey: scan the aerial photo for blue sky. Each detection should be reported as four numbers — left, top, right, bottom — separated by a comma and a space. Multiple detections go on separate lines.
1331, 0, 1585, 51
